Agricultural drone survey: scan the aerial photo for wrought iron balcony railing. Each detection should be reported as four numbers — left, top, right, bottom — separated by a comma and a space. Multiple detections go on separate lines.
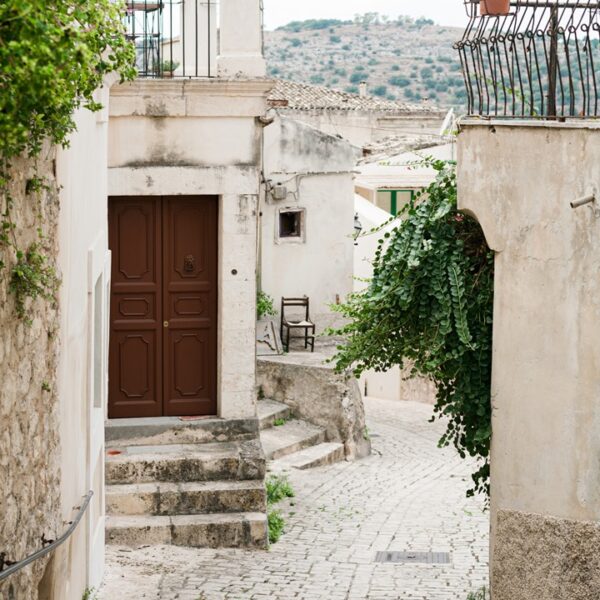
455, 1, 600, 118
125, 0, 218, 78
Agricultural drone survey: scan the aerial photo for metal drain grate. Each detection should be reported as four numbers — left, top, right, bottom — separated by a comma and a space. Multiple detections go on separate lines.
375, 551, 451, 564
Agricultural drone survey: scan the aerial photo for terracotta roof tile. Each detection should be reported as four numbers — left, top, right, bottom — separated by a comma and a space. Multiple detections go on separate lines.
267, 79, 442, 114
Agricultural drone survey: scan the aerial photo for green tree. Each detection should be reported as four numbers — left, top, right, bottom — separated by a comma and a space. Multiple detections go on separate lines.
329, 160, 493, 498
0, 0, 135, 316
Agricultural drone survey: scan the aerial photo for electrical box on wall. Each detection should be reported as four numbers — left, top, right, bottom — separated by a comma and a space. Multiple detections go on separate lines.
270, 184, 288, 201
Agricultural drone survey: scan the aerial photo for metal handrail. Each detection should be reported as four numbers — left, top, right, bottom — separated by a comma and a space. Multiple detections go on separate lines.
0, 491, 93, 583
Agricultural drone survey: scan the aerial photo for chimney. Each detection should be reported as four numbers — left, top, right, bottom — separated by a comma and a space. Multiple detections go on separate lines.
359, 81, 368, 97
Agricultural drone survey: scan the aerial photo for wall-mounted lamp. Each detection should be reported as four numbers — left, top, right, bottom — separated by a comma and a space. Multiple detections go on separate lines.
354, 214, 363, 246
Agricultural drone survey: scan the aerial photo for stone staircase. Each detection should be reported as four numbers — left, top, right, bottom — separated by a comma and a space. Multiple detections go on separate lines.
104, 417, 268, 549
257, 399, 345, 470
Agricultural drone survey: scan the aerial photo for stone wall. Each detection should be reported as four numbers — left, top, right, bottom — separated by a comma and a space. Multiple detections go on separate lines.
257, 356, 371, 460
0, 153, 61, 599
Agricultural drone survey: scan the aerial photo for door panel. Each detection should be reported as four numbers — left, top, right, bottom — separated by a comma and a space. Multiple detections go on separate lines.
162, 197, 218, 416
108, 196, 218, 418
108, 197, 162, 418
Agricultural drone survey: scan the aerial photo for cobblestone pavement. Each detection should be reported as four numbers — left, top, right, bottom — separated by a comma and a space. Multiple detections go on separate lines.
100, 397, 489, 600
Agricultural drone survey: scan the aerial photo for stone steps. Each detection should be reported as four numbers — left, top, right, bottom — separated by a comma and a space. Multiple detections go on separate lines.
106, 480, 266, 516
271, 442, 345, 471
257, 398, 291, 430
106, 512, 267, 549
257, 400, 345, 470
106, 416, 258, 447
260, 419, 326, 460
105, 439, 265, 485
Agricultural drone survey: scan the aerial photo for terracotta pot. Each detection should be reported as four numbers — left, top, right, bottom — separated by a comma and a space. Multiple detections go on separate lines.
480, 0, 510, 16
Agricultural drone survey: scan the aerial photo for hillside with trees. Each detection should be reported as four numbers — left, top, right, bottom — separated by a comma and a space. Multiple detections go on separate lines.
265, 14, 466, 111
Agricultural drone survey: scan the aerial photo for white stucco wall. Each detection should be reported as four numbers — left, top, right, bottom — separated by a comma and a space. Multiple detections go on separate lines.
275, 109, 445, 148
48, 88, 113, 599
261, 117, 355, 331
458, 121, 600, 599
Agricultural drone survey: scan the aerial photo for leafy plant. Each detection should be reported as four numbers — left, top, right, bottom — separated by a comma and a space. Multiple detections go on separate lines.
82, 589, 99, 600
0, 0, 135, 319
257, 291, 277, 319
273, 417, 288, 427
467, 587, 489, 600
266, 475, 294, 544
267, 509, 285, 544
329, 159, 494, 498
266, 475, 295, 504
161, 60, 180, 73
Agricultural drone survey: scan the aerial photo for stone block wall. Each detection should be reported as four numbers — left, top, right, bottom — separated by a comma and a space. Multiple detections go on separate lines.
257, 357, 371, 460
0, 154, 61, 599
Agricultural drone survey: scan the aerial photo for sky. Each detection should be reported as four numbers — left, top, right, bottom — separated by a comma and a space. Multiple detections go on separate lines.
262, 0, 469, 31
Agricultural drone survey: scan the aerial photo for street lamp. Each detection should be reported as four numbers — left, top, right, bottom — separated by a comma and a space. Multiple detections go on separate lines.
353, 213, 363, 246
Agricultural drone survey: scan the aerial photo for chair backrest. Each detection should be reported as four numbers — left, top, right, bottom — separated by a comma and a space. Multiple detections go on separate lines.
281, 296, 310, 321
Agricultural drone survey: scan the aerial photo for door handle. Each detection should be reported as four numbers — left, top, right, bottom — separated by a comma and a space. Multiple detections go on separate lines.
163, 321, 169, 328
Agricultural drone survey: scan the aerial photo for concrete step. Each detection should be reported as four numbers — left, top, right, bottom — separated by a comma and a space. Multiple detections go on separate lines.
270, 442, 345, 471
106, 416, 258, 447
105, 439, 265, 485
106, 512, 268, 549
257, 399, 291, 430
260, 419, 325, 460
106, 480, 266, 516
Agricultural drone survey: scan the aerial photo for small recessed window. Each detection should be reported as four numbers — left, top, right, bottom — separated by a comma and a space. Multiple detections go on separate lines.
278, 208, 305, 242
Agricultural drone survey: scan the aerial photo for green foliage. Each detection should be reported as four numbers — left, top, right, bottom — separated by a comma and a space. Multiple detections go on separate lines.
82, 589, 99, 600
329, 160, 494, 498
161, 60, 180, 73
267, 509, 285, 544
389, 76, 411, 88
257, 291, 277, 319
273, 417, 288, 427
467, 587, 489, 600
0, 0, 135, 160
266, 475, 295, 504
373, 85, 387, 97
279, 19, 350, 33
266, 475, 294, 544
9, 243, 59, 322
0, 0, 134, 319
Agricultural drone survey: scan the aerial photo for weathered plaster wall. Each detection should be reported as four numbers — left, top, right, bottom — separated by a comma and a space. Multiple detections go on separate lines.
109, 79, 272, 420
257, 357, 371, 460
262, 117, 356, 330
0, 155, 61, 600
458, 122, 600, 599
275, 109, 445, 147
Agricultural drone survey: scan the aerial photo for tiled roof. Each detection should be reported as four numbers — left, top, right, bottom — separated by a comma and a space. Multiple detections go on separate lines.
268, 79, 442, 114
359, 134, 445, 164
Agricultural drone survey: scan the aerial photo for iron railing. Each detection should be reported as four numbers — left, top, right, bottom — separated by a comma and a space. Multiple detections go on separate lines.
125, 0, 218, 78
455, 1, 600, 118
0, 492, 93, 583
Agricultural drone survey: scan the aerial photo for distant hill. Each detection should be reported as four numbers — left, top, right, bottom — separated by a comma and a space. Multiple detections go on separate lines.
264, 16, 467, 112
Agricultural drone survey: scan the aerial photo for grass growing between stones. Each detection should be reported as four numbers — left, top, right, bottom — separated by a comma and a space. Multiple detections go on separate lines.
466, 587, 489, 600
266, 474, 295, 544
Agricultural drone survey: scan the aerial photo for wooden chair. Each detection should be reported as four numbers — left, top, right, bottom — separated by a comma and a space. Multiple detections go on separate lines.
280, 297, 315, 352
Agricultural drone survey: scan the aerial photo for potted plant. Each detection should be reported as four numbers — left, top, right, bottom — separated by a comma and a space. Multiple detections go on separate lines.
161, 60, 180, 78
480, 0, 510, 16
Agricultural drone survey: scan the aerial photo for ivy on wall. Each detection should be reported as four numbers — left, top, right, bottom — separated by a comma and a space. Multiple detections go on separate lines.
330, 160, 494, 498
0, 0, 135, 319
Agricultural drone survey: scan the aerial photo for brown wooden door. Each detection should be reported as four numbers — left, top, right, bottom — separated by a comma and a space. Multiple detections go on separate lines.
108, 196, 218, 418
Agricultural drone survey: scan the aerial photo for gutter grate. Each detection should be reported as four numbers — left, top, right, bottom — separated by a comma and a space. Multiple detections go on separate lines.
375, 551, 451, 564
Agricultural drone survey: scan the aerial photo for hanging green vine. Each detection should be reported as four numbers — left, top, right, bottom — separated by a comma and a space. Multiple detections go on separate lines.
329, 159, 494, 498
0, 0, 135, 318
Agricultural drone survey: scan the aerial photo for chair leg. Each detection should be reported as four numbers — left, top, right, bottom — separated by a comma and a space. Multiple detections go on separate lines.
286, 328, 291, 353
304, 328, 308, 349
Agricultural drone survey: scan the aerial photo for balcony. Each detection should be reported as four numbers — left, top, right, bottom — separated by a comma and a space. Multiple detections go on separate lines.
125, 0, 265, 79
455, 1, 600, 119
